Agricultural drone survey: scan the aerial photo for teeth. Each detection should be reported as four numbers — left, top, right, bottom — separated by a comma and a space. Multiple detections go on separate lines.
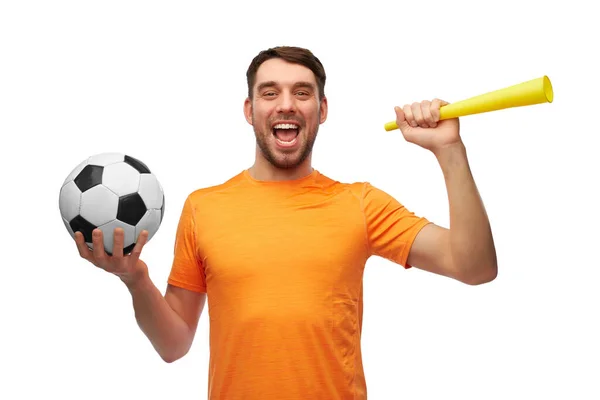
276, 137, 297, 144
273, 123, 299, 129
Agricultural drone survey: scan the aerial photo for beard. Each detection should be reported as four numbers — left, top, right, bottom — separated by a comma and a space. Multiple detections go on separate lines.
253, 112, 319, 169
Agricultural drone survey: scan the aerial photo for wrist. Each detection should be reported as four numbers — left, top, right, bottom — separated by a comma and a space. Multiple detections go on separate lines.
433, 140, 466, 159
433, 141, 469, 177
124, 269, 152, 294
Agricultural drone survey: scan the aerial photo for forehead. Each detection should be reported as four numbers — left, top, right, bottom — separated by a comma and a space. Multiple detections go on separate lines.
254, 58, 317, 88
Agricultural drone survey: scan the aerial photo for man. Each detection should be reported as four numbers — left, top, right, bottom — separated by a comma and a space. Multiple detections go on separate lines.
75, 46, 497, 399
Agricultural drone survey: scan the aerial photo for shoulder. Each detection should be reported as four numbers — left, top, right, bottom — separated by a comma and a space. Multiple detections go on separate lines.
185, 170, 248, 204
313, 171, 397, 204
313, 171, 366, 194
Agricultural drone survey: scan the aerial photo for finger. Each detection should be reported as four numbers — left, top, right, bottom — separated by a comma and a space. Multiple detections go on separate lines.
437, 98, 450, 107
129, 230, 149, 266
403, 104, 417, 128
431, 98, 445, 122
112, 227, 125, 260
75, 231, 94, 263
421, 100, 436, 128
92, 228, 108, 267
394, 106, 410, 131
411, 102, 427, 128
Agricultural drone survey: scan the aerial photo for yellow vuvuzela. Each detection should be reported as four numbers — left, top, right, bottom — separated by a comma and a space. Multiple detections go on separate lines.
384, 75, 554, 131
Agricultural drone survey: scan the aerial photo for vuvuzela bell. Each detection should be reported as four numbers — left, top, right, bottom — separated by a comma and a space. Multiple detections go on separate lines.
384, 75, 554, 131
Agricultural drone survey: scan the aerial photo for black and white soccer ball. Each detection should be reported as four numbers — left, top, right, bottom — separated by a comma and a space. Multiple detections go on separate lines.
59, 152, 165, 255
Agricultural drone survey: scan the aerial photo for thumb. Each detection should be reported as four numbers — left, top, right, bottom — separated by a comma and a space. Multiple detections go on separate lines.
394, 106, 412, 133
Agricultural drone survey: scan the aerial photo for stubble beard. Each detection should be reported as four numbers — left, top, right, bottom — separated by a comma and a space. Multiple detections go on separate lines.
253, 111, 319, 170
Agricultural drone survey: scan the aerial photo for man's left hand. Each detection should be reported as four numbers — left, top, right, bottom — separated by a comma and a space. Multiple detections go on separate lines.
394, 99, 461, 155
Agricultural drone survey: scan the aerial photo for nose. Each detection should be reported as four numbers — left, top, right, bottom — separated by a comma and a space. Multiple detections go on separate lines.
276, 91, 296, 113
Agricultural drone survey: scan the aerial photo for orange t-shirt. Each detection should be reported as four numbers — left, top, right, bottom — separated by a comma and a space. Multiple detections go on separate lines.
167, 169, 430, 399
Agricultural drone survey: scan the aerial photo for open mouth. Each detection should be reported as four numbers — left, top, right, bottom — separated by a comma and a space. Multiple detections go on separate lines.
273, 123, 300, 146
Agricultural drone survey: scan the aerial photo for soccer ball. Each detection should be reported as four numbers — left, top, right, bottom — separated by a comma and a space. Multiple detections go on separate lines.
59, 152, 165, 255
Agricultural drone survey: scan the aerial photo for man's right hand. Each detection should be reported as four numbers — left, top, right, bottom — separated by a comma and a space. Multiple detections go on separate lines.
75, 227, 150, 288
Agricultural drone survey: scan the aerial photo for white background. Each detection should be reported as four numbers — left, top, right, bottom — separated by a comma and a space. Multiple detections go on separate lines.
1, 0, 598, 399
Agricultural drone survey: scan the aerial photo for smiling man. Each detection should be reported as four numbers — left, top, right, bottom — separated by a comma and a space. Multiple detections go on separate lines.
75, 46, 497, 400
245, 52, 327, 179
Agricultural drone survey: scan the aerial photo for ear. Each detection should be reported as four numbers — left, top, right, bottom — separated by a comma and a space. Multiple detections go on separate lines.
243, 97, 253, 125
319, 96, 328, 124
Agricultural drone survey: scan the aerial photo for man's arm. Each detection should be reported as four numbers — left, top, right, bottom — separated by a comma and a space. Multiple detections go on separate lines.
127, 276, 207, 363
75, 227, 207, 363
407, 141, 497, 285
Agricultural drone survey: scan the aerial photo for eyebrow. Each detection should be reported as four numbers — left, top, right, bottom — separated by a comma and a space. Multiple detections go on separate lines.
256, 81, 316, 93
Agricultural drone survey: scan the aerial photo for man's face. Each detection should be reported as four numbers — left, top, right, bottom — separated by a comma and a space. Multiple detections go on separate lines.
244, 58, 327, 169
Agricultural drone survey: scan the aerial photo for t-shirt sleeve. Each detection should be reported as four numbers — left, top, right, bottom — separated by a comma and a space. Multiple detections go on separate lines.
167, 195, 207, 293
362, 182, 430, 269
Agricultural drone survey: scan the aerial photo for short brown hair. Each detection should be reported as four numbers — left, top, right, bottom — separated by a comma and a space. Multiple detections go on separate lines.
246, 46, 326, 101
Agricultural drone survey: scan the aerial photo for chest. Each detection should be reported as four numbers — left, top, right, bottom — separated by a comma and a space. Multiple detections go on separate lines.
196, 201, 368, 292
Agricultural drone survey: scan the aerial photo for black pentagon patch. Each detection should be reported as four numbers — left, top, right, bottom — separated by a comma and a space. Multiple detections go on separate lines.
74, 165, 104, 192
123, 243, 136, 255
106, 242, 136, 256
124, 155, 151, 174
117, 192, 147, 225
69, 215, 97, 243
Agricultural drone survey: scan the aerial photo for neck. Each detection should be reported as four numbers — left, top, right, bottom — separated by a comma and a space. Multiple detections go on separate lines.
250, 151, 314, 182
